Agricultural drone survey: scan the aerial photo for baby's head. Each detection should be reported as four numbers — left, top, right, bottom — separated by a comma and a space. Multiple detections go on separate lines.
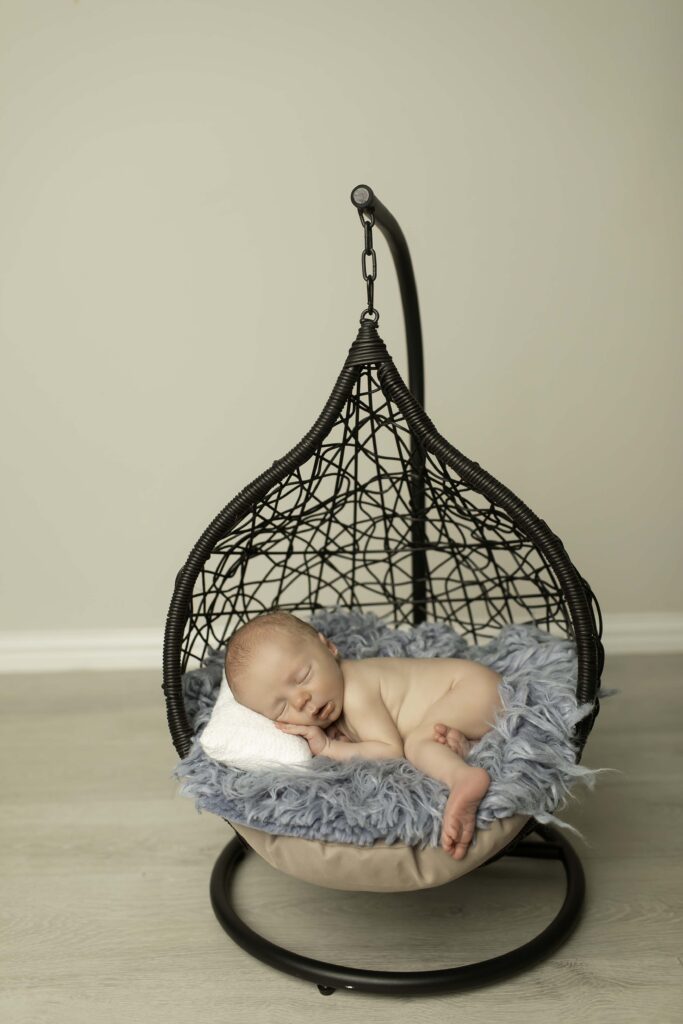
225, 610, 344, 726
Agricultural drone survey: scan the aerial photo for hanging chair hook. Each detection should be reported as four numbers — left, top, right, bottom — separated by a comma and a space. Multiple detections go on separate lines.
348, 185, 425, 409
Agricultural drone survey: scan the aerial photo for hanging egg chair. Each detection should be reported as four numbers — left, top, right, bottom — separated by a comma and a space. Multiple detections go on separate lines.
162, 184, 605, 997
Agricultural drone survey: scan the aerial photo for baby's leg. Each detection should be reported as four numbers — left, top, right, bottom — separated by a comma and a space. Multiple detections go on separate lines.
404, 670, 503, 860
434, 668, 503, 754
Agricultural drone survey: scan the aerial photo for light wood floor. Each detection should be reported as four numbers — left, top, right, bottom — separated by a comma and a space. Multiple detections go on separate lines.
2, 654, 682, 1022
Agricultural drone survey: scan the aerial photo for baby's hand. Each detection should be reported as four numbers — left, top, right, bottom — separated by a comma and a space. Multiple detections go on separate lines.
274, 722, 331, 756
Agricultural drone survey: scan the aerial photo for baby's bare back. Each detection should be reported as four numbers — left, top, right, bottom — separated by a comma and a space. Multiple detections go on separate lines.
341, 657, 493, 744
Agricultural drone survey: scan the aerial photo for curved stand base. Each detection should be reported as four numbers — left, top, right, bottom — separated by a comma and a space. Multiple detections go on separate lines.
209, 822, 585, 996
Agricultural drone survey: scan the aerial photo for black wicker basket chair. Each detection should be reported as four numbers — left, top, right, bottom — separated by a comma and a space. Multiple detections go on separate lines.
162, 184, 605, 997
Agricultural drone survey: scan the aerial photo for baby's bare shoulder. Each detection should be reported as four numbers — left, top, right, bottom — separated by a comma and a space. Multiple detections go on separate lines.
343, 657, 382, 697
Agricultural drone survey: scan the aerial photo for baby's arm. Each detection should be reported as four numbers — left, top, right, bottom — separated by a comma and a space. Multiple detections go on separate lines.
325, 738, 402, 761
324, 721, 398, 759
324, 722, 352, 743
335, 684, 404, 759
275, 720, 400, 760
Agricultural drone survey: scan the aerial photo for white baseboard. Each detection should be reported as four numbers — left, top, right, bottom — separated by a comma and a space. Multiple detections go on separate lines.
0, 613, 681, 674
0, 629, 164, 674
597, 613, 683, 654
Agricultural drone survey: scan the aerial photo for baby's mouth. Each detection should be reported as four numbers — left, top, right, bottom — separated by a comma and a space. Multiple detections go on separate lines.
314, 700, 333, 720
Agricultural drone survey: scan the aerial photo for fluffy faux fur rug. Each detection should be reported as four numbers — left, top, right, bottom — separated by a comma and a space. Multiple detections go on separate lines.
172, 607, 618, 850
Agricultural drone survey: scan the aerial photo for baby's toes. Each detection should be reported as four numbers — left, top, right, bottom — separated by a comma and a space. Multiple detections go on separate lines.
444, 728, 460, 751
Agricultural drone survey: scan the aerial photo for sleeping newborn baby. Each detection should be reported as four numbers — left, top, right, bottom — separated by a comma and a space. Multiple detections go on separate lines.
225, 610, 505, 862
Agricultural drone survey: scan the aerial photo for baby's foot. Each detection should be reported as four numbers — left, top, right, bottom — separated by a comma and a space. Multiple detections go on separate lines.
441, 766, 491, 861
433, 723, 474, 759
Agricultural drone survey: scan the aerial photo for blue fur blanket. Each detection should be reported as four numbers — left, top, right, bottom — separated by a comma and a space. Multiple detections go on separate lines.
172, 608, 618, 850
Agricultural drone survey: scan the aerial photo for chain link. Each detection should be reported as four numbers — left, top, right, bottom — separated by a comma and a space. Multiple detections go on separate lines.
358, 208, 379, 325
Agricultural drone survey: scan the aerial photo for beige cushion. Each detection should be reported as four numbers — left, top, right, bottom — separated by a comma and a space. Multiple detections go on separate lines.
231, 813, 532, 892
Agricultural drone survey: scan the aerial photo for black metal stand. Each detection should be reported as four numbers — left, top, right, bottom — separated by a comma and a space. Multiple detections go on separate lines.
209, 822, 585, 996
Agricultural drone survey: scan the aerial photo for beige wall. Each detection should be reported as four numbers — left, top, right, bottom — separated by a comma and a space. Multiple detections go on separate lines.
0, 0, 681, 635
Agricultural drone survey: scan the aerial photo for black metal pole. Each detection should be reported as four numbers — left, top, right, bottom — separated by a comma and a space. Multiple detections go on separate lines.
350, 185, 427, 624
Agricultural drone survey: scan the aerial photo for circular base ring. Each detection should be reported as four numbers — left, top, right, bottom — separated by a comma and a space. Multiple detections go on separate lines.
209, 822, 585, 996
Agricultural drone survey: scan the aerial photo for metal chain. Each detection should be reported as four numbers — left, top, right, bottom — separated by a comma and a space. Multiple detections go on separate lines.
358, 208, 379, 325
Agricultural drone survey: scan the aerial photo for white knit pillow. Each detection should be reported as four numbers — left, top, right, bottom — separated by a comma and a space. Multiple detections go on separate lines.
198, 670, 313, 770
